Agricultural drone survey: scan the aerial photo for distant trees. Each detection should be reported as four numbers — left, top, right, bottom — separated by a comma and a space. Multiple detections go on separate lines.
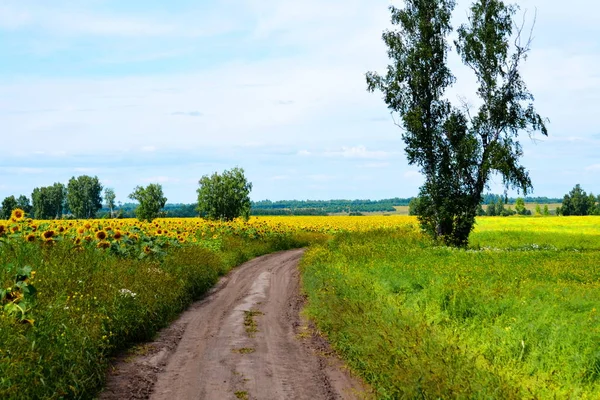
104, 188, 116, 218
66, 175, 103, 219
32, 183, 66, 219
16, 195, 32, 215
197, 167, 252, 221
1, 196, 18, 219
558, 184, 599, 216
1, 195, 33, 219
129, 184, 167, 222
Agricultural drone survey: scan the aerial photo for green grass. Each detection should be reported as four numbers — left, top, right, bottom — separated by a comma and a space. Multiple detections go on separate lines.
0, 232, 320, 399
301, 220, 600, 399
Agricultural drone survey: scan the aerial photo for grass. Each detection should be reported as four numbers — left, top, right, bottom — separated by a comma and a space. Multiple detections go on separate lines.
232, 347, 256, 354
243, 310, 263, 337
300, 217, 600, 399
0, 230, 320, 399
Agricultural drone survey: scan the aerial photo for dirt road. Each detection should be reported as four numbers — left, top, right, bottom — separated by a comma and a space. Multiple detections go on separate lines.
101, 249, 370, 400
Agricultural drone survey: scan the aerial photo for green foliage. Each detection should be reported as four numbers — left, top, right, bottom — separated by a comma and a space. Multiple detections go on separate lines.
407, 197, 421, 216
367, 0, 547, 246
514, 197, 526, 215
129, 184, 167, 222
16, 195, 32, 215
1, 196, 18, 219
0, 226, 320, 399
560, 184, 597, 216
301, 226, 600, 399
32, 183, 66, 219
1, 265, 36, 324
66, 175, 103, 219
197, 167, 252, 221
543, 204, 550, 216
104, 188, 116, 218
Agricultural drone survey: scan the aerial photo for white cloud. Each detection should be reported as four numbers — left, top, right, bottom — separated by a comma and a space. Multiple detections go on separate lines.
585, 164, 600, 171
307, 174, 335, 182
326, 146, 394, 160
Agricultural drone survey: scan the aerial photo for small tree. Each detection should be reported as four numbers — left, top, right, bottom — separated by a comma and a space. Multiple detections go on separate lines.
197, 167, 252, 221
561, 184, 593, 216
67, 175, 103, 219
534, 204, 542, 215
104, 188, 116, 218
1, 196, 18, 219
408, 197, 421, 216
129, 184, 167, 222
514, 197, 527, 215
16, 195, 32, 215
543, 204, 550, 216
32, 183, 66, 219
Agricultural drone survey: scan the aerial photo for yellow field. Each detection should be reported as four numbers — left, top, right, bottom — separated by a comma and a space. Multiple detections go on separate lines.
4, 213, 599, 247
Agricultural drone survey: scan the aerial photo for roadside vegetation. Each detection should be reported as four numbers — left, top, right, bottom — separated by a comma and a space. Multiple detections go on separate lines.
301, 217, 600, 399
0, 212, 325, 399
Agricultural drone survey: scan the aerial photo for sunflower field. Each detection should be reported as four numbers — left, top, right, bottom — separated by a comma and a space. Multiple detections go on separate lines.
2, 211, 599, 398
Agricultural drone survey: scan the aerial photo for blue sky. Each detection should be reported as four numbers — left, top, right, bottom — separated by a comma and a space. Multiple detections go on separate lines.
1, 0, 599, 203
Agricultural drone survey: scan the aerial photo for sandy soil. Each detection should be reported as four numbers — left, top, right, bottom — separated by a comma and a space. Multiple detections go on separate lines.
100, 249, 372, 400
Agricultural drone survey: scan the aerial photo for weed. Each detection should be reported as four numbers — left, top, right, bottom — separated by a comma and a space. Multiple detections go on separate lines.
243, 310, 263, 337
232, 347, 255, 354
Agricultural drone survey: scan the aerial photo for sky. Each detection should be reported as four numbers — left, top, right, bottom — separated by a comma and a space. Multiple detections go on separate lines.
1, 0, 599, 204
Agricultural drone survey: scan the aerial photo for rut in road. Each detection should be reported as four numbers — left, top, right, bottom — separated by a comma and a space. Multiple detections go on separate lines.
101, 249, 371, 400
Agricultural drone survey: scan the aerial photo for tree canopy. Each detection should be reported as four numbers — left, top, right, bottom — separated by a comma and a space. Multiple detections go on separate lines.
128, 184, 167, 222
197, 167, 252, 221
32, 183, 66, 220
367, 0, 547, 246
1, 196, 18, 219
66, 175, 103, 219
558, 184, 599, 216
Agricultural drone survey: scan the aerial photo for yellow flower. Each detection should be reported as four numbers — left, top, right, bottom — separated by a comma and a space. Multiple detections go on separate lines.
10, 208, 25, 221
95, 230, 107, 240
97, 241, 111, 250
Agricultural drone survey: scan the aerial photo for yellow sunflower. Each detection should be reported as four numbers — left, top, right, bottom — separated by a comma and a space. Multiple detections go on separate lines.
95, 230, 107, 240
97, 241, 111, 250
10, 208, 25, 222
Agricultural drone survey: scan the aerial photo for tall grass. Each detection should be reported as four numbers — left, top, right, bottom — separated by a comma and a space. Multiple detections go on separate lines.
0, 232, 322, 399
301, 218, 600, 399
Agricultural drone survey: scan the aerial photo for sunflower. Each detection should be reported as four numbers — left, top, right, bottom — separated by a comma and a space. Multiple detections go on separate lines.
113, 231, 123, 241
95, 230, 107, 240
10, 208, 25, 222
0, 224, 6, 236
74, 237, 82, 245
42, 230, 55, 240
25, 233, 36, 242
77, 227, 85, 234
83, 235, 93, 242
143, 245, 152, 254
97, 241, 111, 250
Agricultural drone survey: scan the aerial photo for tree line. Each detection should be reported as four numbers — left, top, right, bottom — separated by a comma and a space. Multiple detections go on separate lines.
0, 168, 254, 222
1, 173, 596, 221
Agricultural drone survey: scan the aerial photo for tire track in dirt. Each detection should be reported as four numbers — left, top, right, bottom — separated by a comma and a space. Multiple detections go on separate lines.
100, 249, 372, 400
